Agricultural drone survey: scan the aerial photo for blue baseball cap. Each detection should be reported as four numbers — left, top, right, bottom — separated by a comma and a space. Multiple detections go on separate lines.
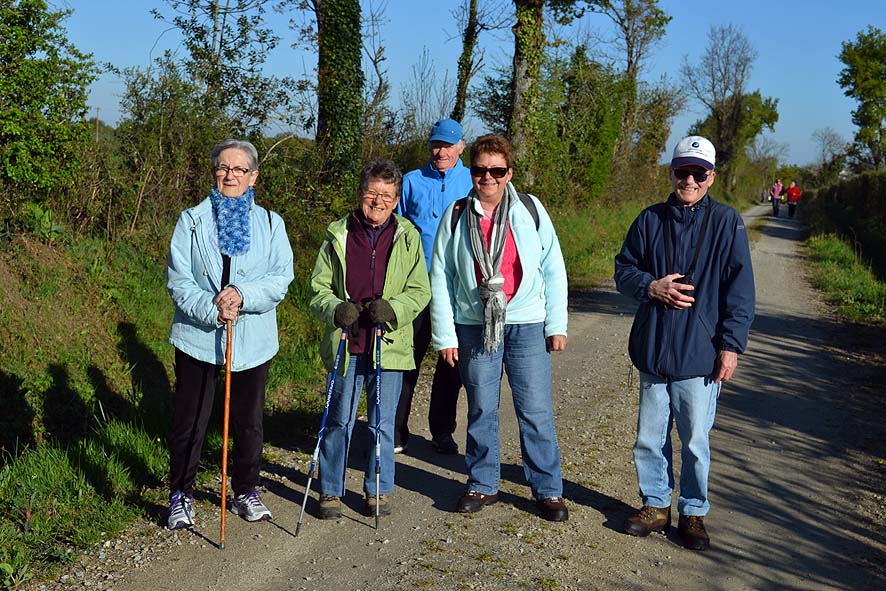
428, 119, 463, 144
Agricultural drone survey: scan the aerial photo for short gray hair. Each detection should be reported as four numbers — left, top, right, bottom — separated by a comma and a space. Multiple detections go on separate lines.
211, 139, 259, 170
358, 159, 403, 197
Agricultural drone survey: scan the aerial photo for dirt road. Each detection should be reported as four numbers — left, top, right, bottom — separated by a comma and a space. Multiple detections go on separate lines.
33, 204, 885, 591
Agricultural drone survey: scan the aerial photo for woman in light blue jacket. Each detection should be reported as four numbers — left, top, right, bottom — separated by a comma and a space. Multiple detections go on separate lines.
165, 139, 294, 530
429, 134, 569, 522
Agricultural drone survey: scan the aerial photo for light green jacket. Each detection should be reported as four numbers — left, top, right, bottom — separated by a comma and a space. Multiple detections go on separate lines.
309, 214, 430, 373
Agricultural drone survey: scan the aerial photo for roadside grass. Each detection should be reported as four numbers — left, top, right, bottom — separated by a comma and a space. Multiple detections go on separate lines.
805, 233, 886, 324
0, 229, 324, 589
553, 201, 642, 289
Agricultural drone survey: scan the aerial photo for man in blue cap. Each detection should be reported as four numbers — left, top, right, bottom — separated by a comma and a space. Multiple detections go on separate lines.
394, 119, 474, 455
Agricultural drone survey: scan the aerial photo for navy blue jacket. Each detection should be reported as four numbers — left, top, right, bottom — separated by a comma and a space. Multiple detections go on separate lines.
614, 194, 755, 379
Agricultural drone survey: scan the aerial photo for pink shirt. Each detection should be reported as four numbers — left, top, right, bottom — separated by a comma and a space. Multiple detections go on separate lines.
474, 209, 523, 301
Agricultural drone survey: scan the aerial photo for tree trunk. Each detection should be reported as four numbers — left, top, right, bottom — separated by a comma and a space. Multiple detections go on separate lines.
316, 0, 363, 179
508, 0, 544, 183
451, 0, 479, 123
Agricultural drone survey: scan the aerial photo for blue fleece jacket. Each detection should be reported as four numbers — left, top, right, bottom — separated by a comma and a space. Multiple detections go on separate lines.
397, 160, 474, 271
614, 194, 755, 379
167, 197, 294, 371
429, 189, 568, 351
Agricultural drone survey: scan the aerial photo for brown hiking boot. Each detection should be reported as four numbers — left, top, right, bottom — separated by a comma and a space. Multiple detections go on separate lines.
623, 505, 671, 537
678, 515, 710, 551
364, 493, 391, 517
318, 495, 341, 520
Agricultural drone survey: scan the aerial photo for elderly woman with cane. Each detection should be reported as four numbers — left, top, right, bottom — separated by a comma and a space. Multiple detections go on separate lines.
309, 159, 429, 521
166, 139, 294, 531
430, 134, 570, 521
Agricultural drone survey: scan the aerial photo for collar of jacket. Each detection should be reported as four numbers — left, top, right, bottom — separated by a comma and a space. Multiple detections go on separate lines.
666, 192, 711, 222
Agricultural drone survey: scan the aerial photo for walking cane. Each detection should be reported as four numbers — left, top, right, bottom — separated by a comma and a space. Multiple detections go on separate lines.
374, 324, 382, 530
219, 319, 232, 549
296, 329, 348, 536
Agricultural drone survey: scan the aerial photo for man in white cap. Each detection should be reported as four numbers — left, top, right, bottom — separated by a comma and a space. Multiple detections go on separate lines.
613, 135, 755, 550
394, 119, 474, 455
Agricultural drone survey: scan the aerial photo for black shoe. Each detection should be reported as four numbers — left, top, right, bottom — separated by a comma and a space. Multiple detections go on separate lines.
432, 434, 459, 455
536, 497, 569, 522
677, 515, 710, 551
456, 491, 498, 513
623, 505, 671, 537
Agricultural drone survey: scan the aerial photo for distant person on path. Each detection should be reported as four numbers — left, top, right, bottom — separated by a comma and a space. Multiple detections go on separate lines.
166, 139, 294, 529
430, 134, 570, 522
614, 135, 755, 551
769, 178, 784, 217
786, 180, 802, 218
394, 119, 474, 455
309, 159, 430, 520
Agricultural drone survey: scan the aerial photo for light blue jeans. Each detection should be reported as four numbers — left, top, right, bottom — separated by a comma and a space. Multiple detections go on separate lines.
456, 323, 563, 499
318, 354, 403, 496
633, 372, 721, 516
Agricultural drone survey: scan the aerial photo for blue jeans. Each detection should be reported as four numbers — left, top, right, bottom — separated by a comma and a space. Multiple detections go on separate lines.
319, 354, 403, 496
456, 323, 563, 499
633, 372, 721, 516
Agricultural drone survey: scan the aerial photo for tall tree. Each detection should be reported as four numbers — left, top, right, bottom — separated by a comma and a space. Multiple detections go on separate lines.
508, 0, 545, 178
590, 0, 670, 161
689, 91, 778, 190
682, 25, 777, 189
314, 0, 363, 178
837, 25, 886, 170
0, 0, 96, 217
450, 0, 510, 123
152, 0, 298, 134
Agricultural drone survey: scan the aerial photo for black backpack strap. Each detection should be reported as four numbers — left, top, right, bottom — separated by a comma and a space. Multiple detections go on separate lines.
450, 193, 540, 233
517, 192, 540, 230
450, 197, 469, 234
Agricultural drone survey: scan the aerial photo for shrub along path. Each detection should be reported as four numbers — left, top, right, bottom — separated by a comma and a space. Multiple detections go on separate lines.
29, 204, 885, 591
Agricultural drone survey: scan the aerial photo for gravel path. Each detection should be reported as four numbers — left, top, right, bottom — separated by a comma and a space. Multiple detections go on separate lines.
31, 204, 886, 591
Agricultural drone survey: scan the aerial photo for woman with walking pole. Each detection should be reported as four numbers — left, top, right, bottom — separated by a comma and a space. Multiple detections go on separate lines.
165, 139, 294, 534
309, 159, 429, 521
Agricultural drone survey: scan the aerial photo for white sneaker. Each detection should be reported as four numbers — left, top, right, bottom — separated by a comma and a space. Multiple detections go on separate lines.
231, 490, 272, 522
167, 491, 195, 530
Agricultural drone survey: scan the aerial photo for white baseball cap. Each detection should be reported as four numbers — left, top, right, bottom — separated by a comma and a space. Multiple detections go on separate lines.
671, 136, 716, 170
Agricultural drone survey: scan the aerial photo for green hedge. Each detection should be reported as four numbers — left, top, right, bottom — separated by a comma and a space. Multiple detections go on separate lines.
805, 171, 886, 278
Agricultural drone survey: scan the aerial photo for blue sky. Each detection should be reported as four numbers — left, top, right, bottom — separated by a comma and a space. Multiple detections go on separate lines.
62, 0, 886, 166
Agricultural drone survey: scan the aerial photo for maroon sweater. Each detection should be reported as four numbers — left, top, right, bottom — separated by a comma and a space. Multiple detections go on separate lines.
346, 210, 396, 354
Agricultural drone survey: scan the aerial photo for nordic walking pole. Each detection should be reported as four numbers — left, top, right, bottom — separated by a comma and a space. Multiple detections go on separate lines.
296, 328, 348, 536
374, 324, 382, 530
220, 319, 233, 549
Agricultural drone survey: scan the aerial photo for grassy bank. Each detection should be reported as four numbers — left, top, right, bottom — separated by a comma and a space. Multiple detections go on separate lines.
805, 233, 886, 324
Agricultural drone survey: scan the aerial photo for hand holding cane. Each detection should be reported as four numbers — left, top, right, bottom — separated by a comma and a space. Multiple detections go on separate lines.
374, 324, 382, 530
296, 329, 348, 536
220, 319, 233, 549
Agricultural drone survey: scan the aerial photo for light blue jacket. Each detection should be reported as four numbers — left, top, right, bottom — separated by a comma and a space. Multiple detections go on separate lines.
397, 160, 474, 271
429, 189, 568, 351
167, 197, 294, 371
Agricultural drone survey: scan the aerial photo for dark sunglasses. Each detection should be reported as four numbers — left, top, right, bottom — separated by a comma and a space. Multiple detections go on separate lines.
673, 168, 711, 182
470, 166, 509, 179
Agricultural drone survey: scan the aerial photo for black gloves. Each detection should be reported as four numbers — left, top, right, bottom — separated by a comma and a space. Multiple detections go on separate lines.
334, 301, 362, 329
366, 299, 396, 324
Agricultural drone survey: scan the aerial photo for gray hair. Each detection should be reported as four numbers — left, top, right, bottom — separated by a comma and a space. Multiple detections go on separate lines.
211, 139, 259, 170
358, 159, 403, 197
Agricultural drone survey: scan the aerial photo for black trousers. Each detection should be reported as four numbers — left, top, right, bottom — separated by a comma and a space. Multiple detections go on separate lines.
168, 348, 270, 497
394, 306, 462, 445
788, 203, 797, 218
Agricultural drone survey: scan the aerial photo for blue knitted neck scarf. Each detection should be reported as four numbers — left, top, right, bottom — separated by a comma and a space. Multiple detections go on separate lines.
209, 186, 254, 256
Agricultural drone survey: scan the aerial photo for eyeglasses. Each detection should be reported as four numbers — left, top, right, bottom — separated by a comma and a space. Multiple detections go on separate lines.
673, 168, 711, 182
214, 165, 252, 177
362, 190, 397, 203
470, 166, 509, 179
